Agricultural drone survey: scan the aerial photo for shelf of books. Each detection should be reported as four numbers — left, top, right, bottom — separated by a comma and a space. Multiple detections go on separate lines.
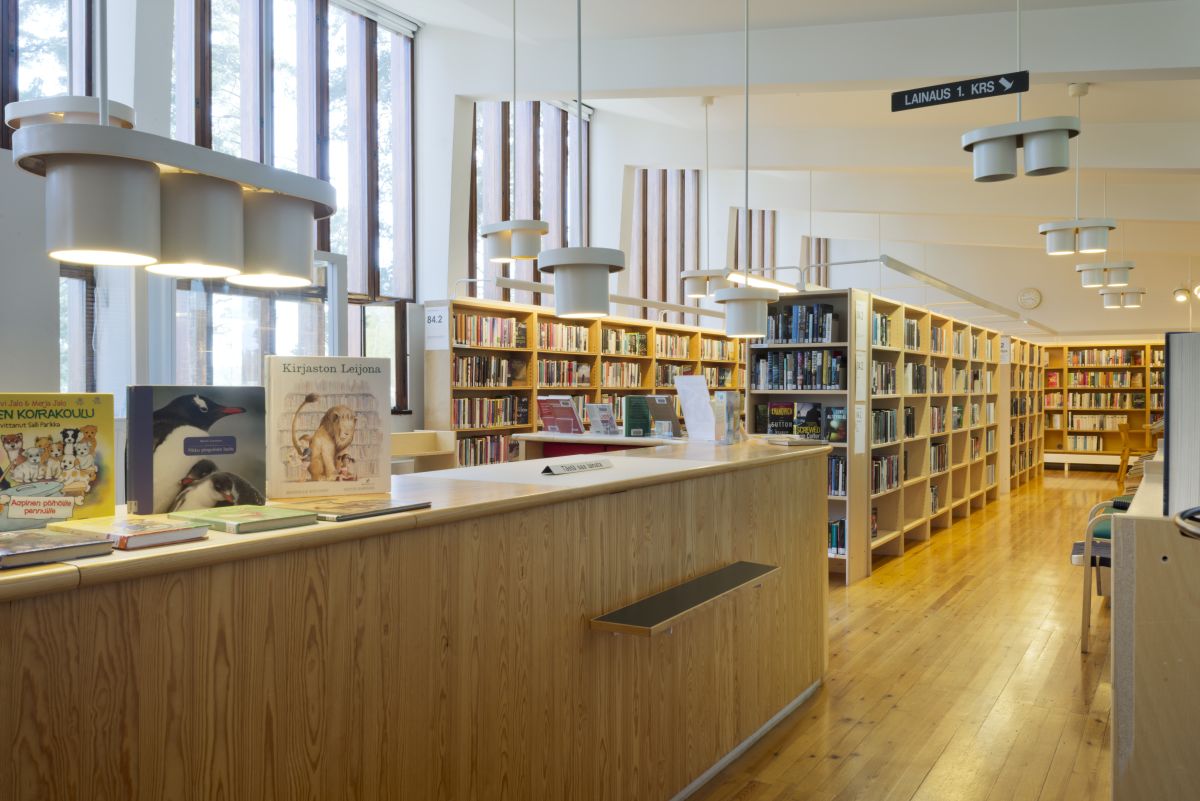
1041, 342, 1165, 466
425, 298, 743, 467
745, 290, 1004, 584
998, 336, 1044, 490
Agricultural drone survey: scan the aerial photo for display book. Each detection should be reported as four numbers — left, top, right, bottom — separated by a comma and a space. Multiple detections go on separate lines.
126, 385, 267, 515
265, 356, 392, 499
0, 393, 116, 532
49, 514, 210, 550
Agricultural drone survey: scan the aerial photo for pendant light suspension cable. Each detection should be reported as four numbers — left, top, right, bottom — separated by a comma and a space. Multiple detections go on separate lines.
95, 0, 108, 126
704, 100, 711, 267
576, 0, 583, 246
1015, 0, 1022, 121
1075, 93, 1081, 220
743, 0, 749, 269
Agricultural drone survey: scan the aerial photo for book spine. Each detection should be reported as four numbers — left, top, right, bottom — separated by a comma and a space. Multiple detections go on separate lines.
125, 387, 155, 515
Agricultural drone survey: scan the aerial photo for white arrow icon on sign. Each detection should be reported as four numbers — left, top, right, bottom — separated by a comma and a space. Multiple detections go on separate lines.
999, 77, 1014, 91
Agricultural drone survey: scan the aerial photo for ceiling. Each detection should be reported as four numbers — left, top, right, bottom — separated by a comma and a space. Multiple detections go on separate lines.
395, 0, 1163, 40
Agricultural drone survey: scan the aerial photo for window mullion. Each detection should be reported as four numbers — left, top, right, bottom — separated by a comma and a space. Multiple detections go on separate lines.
315, 0, 330, 250
364, 18, 379, 299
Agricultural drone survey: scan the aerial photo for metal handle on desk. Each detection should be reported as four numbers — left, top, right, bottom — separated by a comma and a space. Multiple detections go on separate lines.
1174, 506, 1200, 541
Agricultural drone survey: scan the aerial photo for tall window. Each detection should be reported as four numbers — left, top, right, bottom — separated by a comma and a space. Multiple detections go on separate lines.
170, 0, 416, 407
731, 208, 777, 272
470, 101, 590, 304
3, 0, 88, 149
628, 168, 701, 323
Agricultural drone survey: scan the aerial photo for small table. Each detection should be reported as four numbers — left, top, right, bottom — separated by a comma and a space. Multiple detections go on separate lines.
514, 432, 685, 460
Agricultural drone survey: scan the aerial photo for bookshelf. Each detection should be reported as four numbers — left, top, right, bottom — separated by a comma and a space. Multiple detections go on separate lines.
1041, 342, 1165, 465
426, 298, 743, 467
999, 336, 1045, 489
746, 290, 1004, 584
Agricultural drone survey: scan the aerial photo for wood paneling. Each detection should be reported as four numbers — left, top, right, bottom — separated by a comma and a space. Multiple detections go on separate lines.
0, 453, 827, 801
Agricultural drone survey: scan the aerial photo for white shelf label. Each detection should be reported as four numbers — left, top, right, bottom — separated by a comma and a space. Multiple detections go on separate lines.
425, 303, 450, 351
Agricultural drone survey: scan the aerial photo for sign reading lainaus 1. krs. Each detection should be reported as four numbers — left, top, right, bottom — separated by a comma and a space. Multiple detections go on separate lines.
891, 71, 1029, 112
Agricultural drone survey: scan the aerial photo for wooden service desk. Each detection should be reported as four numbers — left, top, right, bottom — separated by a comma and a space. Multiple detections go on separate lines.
515, 430, 684, 459
0, 440, 829, 801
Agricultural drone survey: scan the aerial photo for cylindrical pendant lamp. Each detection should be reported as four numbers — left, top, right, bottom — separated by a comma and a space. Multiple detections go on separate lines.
150, 172, 243, 278
971, 136, 1017, 182
481, 219, 550, 263
1103, 261, 1133, 288
538, 246, 624, 318
228, 191, 314, 288
45, 154, 160, 266
1100, 289, 1123, 309
1022, 128, 1071, 176
1075, 264, 1105, 289
1077, 224, 1110, 254
713, 286, 779, 339
1121, 288, 1145, 309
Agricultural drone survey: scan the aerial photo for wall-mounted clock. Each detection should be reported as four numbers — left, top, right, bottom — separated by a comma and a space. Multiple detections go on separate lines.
1017, 288, 1042, 310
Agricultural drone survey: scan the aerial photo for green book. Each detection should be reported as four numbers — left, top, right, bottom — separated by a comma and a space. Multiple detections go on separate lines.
622, 395, 652, 438
168, 505, 318, 534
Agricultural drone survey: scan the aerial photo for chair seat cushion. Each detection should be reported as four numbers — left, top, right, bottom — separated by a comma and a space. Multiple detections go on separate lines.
1091, 518, 1112, 540
1071, 539, 1111, 567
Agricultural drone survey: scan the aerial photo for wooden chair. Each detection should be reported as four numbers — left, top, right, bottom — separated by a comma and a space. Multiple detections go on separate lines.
1076, 495, 1134, 653
1116, 422, 1153, 494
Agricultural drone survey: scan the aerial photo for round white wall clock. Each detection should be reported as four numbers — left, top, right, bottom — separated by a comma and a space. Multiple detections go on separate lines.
1017, 288, 1042, 310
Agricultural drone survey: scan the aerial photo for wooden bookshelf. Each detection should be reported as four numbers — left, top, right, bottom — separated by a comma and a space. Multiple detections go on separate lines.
745, 290, 1005, 584
426, 298, 743, 466
1041, 342, 1165, 467
998, 336, 1046, 490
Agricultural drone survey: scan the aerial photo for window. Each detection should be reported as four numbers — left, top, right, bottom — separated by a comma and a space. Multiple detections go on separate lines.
470, 101, 590, 304
731, 208, 777, 272
58, 269, 93, 392
3, 0, 89, 149
168, 0, 416, 407
628, 168, 701, 323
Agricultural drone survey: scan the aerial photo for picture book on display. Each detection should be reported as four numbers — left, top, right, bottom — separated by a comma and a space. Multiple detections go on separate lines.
0, 393, 115, 531
0, 528, 112, 568
127, 386, 266, 515
276, 497, 432, 522
169, 505, 318, 534
50, 515, 210, 550
646, 395, 682, 437
585, 403, 619, 436
266, 356, 391, 499
536, 398, 585, 434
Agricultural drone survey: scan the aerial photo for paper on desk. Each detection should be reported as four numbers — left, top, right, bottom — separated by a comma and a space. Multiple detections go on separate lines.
674, 375, 716, 441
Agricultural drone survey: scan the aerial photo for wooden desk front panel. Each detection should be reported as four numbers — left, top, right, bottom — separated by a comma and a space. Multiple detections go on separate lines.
0, 457, 826, 801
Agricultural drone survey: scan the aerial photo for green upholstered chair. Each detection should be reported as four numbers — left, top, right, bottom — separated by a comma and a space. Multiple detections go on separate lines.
1076, 495, 1134, 654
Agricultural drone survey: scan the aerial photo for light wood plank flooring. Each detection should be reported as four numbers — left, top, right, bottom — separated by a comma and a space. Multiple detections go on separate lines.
692, 472, 1114, 801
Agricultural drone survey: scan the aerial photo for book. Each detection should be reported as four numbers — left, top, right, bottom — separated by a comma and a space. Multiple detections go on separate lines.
646, 395, 682, 437
585, 403, 619, 436
0, 528, 112, 568
537, 397, 585, 434
824, 407, 847, 442
274, 497, 432, 522
767, 402, 796, 435
0, 393, 115, 531
127, 385, 267, 515
49, 515, 209, 550
265, 356, 392, 499
1165, 332, 1200, 515
622, 396, 652, 437
169, 505, 319, 534
794, 403, 823, 440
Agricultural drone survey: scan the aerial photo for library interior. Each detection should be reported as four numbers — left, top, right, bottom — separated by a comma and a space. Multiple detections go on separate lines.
0, 1, 1198, 799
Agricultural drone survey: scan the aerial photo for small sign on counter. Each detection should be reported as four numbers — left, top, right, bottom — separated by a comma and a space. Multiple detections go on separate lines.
542, 459, 613, 476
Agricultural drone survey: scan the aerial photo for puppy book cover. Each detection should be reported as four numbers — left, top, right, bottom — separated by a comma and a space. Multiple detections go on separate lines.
126, 386, 267, 515
265, 356, 391, 499
0, 393, 116, 531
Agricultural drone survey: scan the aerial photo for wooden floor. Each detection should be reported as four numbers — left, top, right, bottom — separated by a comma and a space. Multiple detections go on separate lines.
692, 472, 1114, 801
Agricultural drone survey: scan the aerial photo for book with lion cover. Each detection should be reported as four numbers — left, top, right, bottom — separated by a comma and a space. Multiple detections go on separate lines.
265, 356, 391, 499
0, 393, 116, 531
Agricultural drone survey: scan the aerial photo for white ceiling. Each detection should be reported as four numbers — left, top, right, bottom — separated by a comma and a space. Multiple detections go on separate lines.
396, 0, 1164, 40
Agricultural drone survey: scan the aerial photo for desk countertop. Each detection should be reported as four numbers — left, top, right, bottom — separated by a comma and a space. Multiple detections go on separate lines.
0, 440, 829, 602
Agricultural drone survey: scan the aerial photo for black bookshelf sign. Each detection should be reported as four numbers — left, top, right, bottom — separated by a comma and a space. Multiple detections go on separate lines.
891, 71, 1029, 112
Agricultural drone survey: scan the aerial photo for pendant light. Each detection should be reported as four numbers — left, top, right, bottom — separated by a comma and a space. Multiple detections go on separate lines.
1100, 287, 1145, 309
713, 0, 779, 339
480, 0, 548, 264
537, 0, 624, 319
150, 171, 243, 279
1075, 261, 1133, 289
681, 97, 732, 299
228, 191, 316, 288
1036, 84, 1116, 255
961, 0, 1079, 183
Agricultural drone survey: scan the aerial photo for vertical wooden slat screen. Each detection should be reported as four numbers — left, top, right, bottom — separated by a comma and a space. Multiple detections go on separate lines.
663, 169, 683, 323
511, 101, 538, 304
645, 169, 666, 319
629, 168, 702, 323
628, 168, 647, 318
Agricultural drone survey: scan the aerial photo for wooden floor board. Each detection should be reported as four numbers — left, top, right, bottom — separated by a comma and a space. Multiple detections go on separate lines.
690, 473, 1114, 801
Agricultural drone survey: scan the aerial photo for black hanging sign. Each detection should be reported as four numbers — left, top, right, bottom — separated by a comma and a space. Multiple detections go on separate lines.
891, 71, 1029, 112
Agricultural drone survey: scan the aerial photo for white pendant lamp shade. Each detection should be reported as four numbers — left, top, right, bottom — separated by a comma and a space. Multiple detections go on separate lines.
970, 135, 1017, 183
45, 154, 160, 266
1038, 218, 1116, 256
149, 172, 243, 279
228, 191, 315, 288
1104, 261, 1132, 287
961, 117, 1080, 183
1075, 264, 1105, 289
481, 219, 550, 263
713, 286, 779, 339
680, 268, 732, 299
1099, 286, 1145, 309
538, 246, 624, 318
